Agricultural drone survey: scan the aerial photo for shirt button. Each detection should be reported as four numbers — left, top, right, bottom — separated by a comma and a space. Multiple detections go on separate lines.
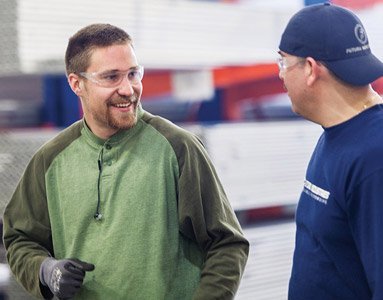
105, 144, 112, 150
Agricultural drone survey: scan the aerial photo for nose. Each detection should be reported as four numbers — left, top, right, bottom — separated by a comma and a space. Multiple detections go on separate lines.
278, 69, 285, 80
117, 76, 135, 96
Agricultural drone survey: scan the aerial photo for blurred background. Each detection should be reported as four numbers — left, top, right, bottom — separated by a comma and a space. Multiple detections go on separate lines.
0, 0, 383, 299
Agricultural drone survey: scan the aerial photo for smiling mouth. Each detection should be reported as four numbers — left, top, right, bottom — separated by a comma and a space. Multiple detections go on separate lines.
109, 100, 137, 109
113, 102, 132, 108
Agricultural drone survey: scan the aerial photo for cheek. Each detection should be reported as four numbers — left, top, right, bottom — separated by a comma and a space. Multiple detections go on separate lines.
87, 88, 116, 103
133, 84, 143, 98
284, 74, 301, 93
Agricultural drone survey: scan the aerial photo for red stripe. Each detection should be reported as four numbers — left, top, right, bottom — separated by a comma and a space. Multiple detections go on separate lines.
332, 0, 383, 9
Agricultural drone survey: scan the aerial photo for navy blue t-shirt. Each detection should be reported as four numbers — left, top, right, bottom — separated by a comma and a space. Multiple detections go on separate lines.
289, 104, 383, 300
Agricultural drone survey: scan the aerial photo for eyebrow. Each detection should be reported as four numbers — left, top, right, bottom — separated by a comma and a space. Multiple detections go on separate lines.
100, 66, 140, 73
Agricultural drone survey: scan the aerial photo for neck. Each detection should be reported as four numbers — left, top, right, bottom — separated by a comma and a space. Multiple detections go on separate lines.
319, 85, 382, 128
83, 116, 119, 140
361, 94, 381, 111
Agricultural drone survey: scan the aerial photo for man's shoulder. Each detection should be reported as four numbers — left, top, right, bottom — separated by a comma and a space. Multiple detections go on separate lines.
36, 120, 83, 165
141, 111, 199, 142
140, 110, 206, 158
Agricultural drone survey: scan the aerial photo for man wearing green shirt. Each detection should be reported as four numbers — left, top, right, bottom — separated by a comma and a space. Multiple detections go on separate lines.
3, 23, 249, 299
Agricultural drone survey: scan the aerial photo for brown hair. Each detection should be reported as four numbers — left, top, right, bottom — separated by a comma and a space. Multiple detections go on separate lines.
65, 23, 132, 75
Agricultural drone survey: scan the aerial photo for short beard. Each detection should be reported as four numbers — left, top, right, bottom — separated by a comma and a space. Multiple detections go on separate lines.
85, 94, 139, 132
106, 95, 139, 130
106, 109, 138, 130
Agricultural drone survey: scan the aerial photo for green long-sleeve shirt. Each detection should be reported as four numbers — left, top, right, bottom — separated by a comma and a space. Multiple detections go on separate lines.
3, 107, 249, 299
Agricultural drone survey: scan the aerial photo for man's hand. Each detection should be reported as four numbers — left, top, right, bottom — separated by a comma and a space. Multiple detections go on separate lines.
39, 257, 95, 299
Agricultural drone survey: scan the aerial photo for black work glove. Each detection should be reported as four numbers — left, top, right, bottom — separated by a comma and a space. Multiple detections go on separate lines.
39, 257, 95, 299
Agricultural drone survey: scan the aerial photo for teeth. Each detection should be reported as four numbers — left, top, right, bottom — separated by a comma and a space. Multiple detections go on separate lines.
114, 103, 130, 108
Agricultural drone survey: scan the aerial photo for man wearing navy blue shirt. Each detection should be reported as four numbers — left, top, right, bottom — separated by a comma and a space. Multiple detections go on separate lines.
277, 3, 383, 299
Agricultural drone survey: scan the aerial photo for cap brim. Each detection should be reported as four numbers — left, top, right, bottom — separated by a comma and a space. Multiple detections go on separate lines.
325, 53, 383, 86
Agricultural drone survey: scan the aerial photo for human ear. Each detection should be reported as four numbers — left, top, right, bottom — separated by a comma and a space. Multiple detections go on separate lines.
305, 57, 321, 86
68, 73, 83, 96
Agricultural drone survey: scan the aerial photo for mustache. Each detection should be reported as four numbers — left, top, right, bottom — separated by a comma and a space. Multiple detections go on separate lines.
108, 95, 139, 106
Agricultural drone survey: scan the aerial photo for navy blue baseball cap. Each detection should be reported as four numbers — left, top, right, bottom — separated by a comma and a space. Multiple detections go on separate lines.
279, 2, 383, 86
